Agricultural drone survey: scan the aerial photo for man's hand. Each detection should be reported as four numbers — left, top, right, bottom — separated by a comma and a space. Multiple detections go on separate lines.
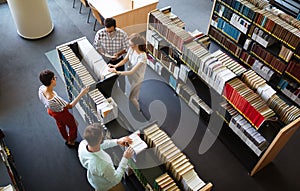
123, 146, 134, 159
117, 136, 132, 146
108, 68, 117, 73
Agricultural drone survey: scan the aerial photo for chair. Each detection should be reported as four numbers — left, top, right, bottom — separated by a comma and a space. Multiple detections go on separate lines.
72, 0, 76, 8
88, 2, 105, 31
79, 0, 91, 23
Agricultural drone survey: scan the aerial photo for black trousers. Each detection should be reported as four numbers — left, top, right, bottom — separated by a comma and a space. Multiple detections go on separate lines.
108, 56, 125, 92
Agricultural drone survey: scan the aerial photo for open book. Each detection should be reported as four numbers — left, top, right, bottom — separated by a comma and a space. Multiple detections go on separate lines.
127, 131, 148, 162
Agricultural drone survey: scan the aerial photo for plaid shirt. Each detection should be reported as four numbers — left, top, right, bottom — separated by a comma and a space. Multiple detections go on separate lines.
93, 28, 129, 58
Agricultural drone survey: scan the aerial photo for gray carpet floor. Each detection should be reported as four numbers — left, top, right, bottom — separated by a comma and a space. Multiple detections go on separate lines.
1, 0, 300, 191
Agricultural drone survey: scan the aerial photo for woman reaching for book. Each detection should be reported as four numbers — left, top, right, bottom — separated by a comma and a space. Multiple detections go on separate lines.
38, 69, 89, 148
108, 33, 147, 111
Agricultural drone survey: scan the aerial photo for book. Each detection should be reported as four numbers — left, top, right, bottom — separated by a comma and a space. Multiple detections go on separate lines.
127, 131, 148, 162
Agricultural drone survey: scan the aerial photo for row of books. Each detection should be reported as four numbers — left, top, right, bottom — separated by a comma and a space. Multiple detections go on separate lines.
241, 70, 300, 124
273, 7, 300, 30
182, 41, 237, 95
211, 50, 247, 76
149, 10, 194, 51
267, 94, 300, 124
220, 0, 258, 20
221, 102, 269, 154
254, 9, 300, 49
215, 2, 251, 35
147, 52, 213, 118
160, 6, 185, 29
154, 173, 180, 191
143, 124, 207, 191
211, 16, 242, 42
223, 78, 276, 128
229, 113, 268, 155
209, 27, 242, 58
58, 45, 109, 123
250, 42, 286, 73
285, 60, 300, 81
241, 70, 276, 100
64, 77, 99, 124
176, 83, 213, 117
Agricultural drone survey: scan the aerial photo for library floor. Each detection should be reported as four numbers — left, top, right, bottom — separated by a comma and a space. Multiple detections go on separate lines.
1, 0, 300, 191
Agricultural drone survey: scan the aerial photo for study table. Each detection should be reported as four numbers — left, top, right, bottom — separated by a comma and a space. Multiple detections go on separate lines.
88, 0, 158, 34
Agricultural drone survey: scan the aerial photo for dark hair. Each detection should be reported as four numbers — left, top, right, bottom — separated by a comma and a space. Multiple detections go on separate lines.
129, 33, 146, 52
104, 18, 116, 28
39, 70, 54, 86
83, 123, 105, 147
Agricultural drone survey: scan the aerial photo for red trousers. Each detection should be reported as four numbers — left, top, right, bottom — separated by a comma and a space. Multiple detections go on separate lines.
47, 108, 78, 142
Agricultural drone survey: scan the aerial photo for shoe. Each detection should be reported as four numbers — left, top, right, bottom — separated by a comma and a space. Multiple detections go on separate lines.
65, 141, 79, 149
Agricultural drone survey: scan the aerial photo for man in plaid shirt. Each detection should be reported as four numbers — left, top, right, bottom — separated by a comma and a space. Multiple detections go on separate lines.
94, 18, 129, 92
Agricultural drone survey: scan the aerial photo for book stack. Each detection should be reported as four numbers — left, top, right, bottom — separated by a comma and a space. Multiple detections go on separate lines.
143, 125, 207, 191
149, 10, 194, 51
220, 101, 269, 155
223, 78, 276, 128
211, 49, 247, 76
250, 42, 286, 74
154, 173, 180, 191
208, 27, 242, 58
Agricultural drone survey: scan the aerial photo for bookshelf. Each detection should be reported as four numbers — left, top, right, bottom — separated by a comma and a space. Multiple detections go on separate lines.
146, 7, 213, 122
207, 0, 300, 175
0, 129, 25, 191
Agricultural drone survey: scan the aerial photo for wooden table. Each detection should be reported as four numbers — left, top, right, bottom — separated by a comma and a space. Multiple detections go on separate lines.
88, 0, 158, 34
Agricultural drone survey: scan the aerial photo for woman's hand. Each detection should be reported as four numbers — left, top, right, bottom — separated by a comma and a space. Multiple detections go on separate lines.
80, 86, 89, 95
107, 63, 116, 68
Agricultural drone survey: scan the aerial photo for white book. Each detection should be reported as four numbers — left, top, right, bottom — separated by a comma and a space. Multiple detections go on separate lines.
128, 131, 148, 162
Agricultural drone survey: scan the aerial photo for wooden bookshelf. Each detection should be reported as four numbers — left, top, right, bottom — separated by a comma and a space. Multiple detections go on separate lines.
207, 0, 300, 176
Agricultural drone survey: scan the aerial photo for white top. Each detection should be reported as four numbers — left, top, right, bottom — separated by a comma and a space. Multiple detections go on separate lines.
78, 139, 128, 191
38, 85, 68, 112
126, 47, 147, 86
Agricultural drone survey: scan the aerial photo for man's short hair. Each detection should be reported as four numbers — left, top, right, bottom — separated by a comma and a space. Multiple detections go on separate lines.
104, 18, 116, 28
83, 123, 105, 147
39, 70, 54, 86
